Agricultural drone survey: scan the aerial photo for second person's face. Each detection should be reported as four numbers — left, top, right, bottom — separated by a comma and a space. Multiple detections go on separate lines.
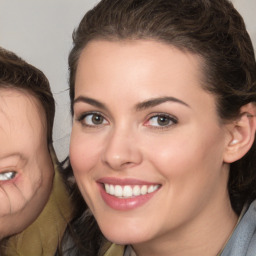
0, 89, 53, 238
70, 40, 232, 246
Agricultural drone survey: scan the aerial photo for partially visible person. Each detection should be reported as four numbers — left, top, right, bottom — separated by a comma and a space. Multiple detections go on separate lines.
60, 0, 256, 255
0, 47, 72, 256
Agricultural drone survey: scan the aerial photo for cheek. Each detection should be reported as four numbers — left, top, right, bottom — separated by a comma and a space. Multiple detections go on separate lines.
70, 132, 105, 212
70, 131, 102, 178
143, 128, 225, 183
14, 146, 50, 203
142, 132, 193, 175
0, 168, 42, 217
0, 183, 27, 216
19, 153, 45, 195
23, 167, 43, 196
142, 132, 227, 224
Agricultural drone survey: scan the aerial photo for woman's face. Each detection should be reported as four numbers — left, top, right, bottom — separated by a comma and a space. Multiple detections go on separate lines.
0, 89, 53, 239
70, 40, 233, 246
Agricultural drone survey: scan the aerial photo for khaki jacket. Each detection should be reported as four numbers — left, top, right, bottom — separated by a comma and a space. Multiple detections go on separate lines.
103, 243, 125, 256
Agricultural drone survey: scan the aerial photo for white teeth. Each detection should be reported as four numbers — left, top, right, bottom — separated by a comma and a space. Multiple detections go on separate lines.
105, 184, 110, 193
123, 185, 133, 197
141, 185, 147, 195
110, 185, 115, 195
147, 185, 155, 193
133, 185, 140, 196
115, 185, 123, 197
104, 183, 160, 198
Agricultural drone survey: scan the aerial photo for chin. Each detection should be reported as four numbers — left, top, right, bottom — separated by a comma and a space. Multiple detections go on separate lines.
100, 222, 152, 245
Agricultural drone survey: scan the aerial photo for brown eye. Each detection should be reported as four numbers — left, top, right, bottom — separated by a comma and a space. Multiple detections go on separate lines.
91, 114, 104, 125
157, 116, 171, 126
146, 114, 178, 128
78, 112, 108, 127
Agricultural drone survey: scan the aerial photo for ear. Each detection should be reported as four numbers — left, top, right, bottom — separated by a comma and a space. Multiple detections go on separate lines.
223, 103, 256, 163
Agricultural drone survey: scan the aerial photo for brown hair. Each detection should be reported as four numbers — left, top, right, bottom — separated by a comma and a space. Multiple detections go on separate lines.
0, 47, 55, 145
62, 0, 256, 254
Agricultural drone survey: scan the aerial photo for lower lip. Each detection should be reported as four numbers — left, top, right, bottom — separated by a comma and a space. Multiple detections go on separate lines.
98, 184, 159, 211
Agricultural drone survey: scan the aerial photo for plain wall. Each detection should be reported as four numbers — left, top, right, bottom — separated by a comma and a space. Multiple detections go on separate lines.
0, 0, 255, 160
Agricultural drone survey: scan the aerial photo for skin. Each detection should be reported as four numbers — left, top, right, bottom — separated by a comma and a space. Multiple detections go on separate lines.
70, 40, 238, 256
0, 88, 54, 239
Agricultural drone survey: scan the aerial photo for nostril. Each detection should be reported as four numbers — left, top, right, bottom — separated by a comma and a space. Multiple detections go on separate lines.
121, 161, 133, 167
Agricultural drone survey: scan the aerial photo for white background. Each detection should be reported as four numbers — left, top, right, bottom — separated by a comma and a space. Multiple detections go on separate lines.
0, 0, 255, 160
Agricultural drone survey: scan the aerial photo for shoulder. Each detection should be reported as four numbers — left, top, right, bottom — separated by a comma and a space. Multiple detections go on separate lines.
221, 200, 256, 256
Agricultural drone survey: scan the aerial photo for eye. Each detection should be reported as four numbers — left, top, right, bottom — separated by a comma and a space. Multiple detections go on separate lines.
145, 114, 178, 128
0, 171, 17, 181
77, 112, 108, 127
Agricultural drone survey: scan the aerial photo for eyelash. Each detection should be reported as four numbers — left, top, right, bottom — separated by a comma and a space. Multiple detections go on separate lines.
76, 112, 109, 128
144, 113, 178, 130
76, 111, 178, 130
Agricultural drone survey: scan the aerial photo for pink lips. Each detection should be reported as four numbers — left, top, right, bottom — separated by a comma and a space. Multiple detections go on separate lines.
97, 177, 160, 211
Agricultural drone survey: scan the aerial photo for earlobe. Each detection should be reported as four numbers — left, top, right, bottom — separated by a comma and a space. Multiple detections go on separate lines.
224, 103, 256, 163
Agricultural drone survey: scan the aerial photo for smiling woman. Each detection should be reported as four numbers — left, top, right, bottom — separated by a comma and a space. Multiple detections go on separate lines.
60, 0, 256, 256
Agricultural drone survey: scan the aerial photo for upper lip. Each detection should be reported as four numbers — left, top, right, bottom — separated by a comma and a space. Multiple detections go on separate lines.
97, 177, 160, 186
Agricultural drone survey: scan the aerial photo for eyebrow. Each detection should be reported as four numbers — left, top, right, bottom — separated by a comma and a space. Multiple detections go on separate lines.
73, 96, 108, 110
135, 96, 190, 111
73, 96, 190, 112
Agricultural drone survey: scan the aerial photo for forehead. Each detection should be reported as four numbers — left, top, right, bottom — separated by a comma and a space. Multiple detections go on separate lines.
77, 40, 205, 85
0, 88, 45, 136
76, 40, 209, 102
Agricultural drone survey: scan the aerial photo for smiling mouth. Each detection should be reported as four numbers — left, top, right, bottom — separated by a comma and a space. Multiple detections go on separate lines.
103, 184, 160, 198
0, 171, 17, 181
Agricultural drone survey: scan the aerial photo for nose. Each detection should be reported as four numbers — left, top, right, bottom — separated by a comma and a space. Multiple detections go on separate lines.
101, 127, 142, 170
